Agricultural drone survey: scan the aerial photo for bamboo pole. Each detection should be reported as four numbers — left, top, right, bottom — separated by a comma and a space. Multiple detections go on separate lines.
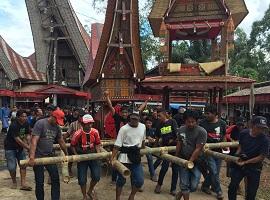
20, 152, 112, 166
160, 153, 194, 169
60, 150, 70, 183
112, 160, 131, 177
204, 149, 239, 163
53, 140, 115, 149
140, 146, 176, 155
100, 147, 130, 177
204, 142, 239, 150
21, 146, 176, 166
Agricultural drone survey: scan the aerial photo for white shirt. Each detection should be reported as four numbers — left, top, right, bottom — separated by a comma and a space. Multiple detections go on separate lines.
114, 122, 146, 163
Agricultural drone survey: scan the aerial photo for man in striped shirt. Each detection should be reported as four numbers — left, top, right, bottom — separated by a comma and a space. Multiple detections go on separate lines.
71, 114, 101, 200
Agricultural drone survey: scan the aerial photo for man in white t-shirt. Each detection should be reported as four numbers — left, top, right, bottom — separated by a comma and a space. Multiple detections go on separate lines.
111, 112, 146, 200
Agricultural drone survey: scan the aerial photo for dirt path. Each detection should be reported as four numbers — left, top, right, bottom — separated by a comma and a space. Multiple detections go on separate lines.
0, 159, 244, 200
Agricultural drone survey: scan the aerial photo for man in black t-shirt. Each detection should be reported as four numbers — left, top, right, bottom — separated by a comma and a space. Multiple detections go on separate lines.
200, 105, 226, 200
4, 110, 31, 190
154, 109, 179, 196
228, 116, 269, 200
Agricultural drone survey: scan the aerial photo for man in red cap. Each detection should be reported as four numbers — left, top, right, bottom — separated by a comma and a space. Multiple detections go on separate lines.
29, 108, 68, 200
71, 114, 102, 200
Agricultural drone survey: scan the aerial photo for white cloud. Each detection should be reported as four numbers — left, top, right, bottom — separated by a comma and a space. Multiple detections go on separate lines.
0, 0, 269, 56
239, 0, 270, 34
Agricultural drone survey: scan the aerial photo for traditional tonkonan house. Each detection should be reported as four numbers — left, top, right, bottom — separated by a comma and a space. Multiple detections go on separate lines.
84, 0, 144, 102
140, 0, 255, 110
24, 0, 91, 106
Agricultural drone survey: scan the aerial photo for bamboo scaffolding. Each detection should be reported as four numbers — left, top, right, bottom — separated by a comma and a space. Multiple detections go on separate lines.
204, 149, 240, 163
204, 142, 239, 150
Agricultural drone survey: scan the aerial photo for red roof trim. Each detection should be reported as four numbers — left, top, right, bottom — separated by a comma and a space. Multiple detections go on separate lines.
0, 89, 15, 97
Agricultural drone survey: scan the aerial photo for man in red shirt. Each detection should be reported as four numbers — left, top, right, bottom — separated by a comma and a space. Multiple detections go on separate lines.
71, 114, 101, 200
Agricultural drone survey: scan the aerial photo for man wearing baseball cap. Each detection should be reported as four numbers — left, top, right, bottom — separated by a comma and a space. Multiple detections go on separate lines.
29, 108, 68, 200
228, 116, 269, 200
71, 114, 101, 200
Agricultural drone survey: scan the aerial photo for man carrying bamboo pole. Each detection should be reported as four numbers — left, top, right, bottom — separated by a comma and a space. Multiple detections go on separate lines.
154, 109, 179, 195
63, 109, 85, 177
70, 114, 101, 200
200, 105, 226, 200
4, 110, 32, 190
28, 108, 67, 200
175, 110, 207, 200
111, 112, 146, 200
228, 116, 269, 200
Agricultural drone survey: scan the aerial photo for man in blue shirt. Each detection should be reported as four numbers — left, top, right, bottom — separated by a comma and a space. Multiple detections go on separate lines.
228, 116, 269, 200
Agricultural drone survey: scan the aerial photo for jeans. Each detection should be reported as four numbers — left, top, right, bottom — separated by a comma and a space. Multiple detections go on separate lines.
33, 164, 60, 200
202, 156, 222, 194
153, 157, 162, 170
116, 163, 144, 188
157, 160, 179, 192
228, 166, 261, 200
179, 165, 201, 194
5, 149, 26, 172
146, 153, 155, 177
77, 160, 101, 186
112, 168, 118, 182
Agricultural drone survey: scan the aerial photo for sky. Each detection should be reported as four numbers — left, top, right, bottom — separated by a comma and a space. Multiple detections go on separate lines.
0, 0, 269, 57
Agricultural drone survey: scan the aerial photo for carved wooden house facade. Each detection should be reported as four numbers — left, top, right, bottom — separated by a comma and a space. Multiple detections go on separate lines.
84, 0, 144, 102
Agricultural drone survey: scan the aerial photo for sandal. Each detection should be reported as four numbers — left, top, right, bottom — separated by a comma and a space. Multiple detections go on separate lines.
20, 186, 32, 191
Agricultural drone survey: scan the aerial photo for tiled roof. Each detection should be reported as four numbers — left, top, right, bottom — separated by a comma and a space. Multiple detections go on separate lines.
226, 85, 270, 97
0, 36, 46, 81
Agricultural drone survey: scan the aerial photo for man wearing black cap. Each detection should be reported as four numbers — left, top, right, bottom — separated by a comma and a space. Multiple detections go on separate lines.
228, 116, 269, 200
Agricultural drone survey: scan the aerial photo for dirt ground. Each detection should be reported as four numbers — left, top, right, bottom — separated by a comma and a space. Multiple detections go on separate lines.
0, 158, 245, 200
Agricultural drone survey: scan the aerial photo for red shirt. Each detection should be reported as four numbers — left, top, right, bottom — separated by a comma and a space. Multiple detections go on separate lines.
71, 128, 101, 153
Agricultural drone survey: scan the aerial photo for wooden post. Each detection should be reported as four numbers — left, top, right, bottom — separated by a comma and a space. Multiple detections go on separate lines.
211, 38, 218, 61
162, 87, 170, 110
209, 89, 213, 104
218, 88, 223, 114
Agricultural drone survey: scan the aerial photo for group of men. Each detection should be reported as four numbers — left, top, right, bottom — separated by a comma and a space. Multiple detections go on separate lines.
2, 95, 269, 200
